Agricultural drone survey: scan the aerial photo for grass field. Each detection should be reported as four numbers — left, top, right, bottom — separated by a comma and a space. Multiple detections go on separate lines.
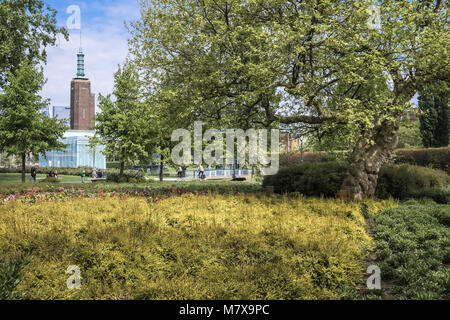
0, 173, 87, 183
0, 194, 397, 300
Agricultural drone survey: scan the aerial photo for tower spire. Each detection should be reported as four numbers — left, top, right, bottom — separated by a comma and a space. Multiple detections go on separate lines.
76, 31, 86, 79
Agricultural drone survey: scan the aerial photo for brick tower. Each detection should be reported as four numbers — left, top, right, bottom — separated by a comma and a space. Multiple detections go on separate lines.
70, 48, 95, 130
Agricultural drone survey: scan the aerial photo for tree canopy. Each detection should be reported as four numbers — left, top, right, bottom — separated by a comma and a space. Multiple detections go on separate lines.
0, 60, 68, 182
0, 0, 68, 86
129, 0, 449, 199
94, 61, 155, 176
419, 80, 449, 148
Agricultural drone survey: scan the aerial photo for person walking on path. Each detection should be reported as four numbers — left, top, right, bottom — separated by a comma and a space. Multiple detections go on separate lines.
81, 170, 85, 183
92, 167, 97, 179
177, 166, 183, 179
199, 164, 205, 179
30, 165, 37, 182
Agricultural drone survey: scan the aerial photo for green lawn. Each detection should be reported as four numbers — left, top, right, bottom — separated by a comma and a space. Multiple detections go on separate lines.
0, 173, 87, 184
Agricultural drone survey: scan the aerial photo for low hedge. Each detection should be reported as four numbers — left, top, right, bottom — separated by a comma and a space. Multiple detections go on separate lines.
0, 167, 145, 183
263, 163, 450, 202
279, 148, 450, 174
106, 169, 145, 183
0, 181, 263, 197
376, 164, 450, 201
263, 162, 347, 197
279, 152, 328, 167
392, 148, 450, 174
0, 166, 93, 176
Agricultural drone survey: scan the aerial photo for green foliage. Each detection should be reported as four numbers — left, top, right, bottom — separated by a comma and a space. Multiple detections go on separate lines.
0, 179, 264, 197
129, 0, 448, 199
392, 147, 450, 174
374, 202, 450, 299
0, 244, 35, 300
39, 177, 60, 184
0, 195, 390, 299
106, 169, 145, 183
376, 165, 450, 202
0, 0, 68, 86
264, 162, 450, 202
94, 61, 154, 175
0, 60, 68, 182
419, 81, 449, 148
106, 162, 134, 170
0, 166, 93, 176
263, 162, 348, 197
397, 120, 423, 149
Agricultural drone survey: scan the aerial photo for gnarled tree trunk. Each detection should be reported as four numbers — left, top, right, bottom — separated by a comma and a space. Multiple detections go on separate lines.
341, 118, 401, 201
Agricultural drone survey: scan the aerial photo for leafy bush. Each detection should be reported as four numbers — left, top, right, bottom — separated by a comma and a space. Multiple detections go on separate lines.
0, 245, 35, 300
40, 177, 61, 184
0, 195, 395, 299
392, 148, 450, 174
263, 162, 450, 201
279, 152, 328, 167
376, 164, 450, 201
106, 162, 135, 170
0, 180, 263, 197
263, 162, 347, 197
406, 187, 450, 205
106, 169, 145, 183
374, 202, 450, 299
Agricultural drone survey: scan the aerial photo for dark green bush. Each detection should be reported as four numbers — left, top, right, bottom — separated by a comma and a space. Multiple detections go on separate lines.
374, 203, 450, 299
392, 147, 450, 174
263, 162, 348, 197
376, 164, 450, 201
106, 162, 135, 170
40, 177, 60, 184
106, 169, 145, 183
263, 162, 450, 201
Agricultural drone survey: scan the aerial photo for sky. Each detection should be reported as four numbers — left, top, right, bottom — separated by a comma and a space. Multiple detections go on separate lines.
41, 0, 141, 115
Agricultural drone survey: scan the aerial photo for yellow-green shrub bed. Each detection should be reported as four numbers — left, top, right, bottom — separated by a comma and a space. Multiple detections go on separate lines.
0, 194, 397, 300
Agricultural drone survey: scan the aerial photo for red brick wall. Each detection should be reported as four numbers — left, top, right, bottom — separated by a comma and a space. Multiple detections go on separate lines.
70, 79, 95, 130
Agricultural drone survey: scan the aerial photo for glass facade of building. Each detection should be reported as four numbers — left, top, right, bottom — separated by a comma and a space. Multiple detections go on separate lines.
39, 130, 106, 169
53, 106, 71, 126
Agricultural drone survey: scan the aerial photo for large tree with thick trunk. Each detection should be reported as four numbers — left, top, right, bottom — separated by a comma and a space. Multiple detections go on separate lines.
129, 0, 448, 199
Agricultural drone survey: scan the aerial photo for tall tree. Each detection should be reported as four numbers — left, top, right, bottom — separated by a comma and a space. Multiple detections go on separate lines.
419, 81, 449, 148
129, 0, 448, 200
0, 0, 68, 86
0, 60, 68, 182
94, 61, 152, 177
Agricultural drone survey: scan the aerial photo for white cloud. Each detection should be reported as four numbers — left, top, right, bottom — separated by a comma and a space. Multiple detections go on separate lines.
41, 1, 140, 114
